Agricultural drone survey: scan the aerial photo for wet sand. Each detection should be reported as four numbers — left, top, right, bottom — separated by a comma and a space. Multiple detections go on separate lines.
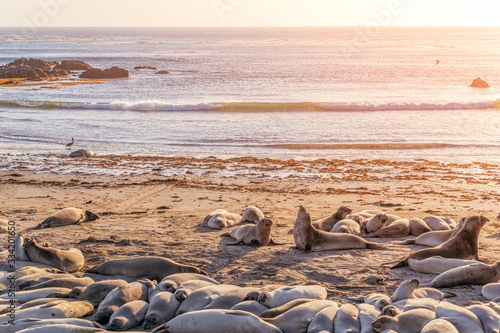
1, 155, 500, 306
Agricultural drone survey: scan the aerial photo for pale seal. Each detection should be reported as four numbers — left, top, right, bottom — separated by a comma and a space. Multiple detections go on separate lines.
413, 287, 456, 300
175, 284, 241, 316
420, 318, 459, 333
259, 299, 315, 318
360, 213, 388, 235
435, 301, 483, 333
22, 276, 94, 291
312, 206, 352, 231
408, 218, 432, 236
257, 285, 327, 308
24, 238, 84, 273
0, 318, 103, 333
68, 279, 129, 303
391, 216, 488, 268
391, 279, 419, 302
224, 218, 282, 246
230, 300, 269, 316
30, 208, 99, 230
173, 279, 219, 301
423, 216, 451, 231
356, 303, 380, 333
204, 287, 258, 310
482, 283, 500, 300
95, 279, 154, 324
262, 300, 337, 333
206, 211, 243, 229
241, 206, 265, 223
421, 262, 500, 288
466, 304, 500, 333
107, 300, 149, 331
401, 217, 466, 246
88, 256, 207, 281
308, 305, 338, 333
69, 149, 95, 157
372, 309, 436, 333
143, 290, 180, 329
363, 293, 391, 310
294, 206, 386, 252
408, 256, 479, 274
158, 273, 219, 292
151, 309, 282, 333
364, 218, 410, 238
0, 287, 72, 303
330, 219, 361, 235
0, 300, 93, 324
334, 304, 360, 333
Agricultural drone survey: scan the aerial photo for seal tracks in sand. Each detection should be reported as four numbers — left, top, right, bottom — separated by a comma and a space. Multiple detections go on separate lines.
115, 185, 170, 214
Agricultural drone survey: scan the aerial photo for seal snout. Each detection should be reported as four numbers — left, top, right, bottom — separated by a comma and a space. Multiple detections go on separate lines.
258, 292, 268, 303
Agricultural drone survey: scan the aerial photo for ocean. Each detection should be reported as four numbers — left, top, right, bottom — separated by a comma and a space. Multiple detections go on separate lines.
1, 26, 500, 160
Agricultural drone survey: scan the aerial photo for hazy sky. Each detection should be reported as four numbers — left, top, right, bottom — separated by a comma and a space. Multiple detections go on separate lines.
2, 0, 499, 27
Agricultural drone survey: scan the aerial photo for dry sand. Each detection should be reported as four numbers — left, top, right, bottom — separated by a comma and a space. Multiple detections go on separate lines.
1, 155, 500, 307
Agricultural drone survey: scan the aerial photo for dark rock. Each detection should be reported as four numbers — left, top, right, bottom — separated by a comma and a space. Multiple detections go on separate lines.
154, 70, 169, 74
79, 66, 129, 79
54, 60, 92, 71
0, 58, 61, 79
134, 66, 157, 70
470, 77, 489, 88
1, 80, 17, 85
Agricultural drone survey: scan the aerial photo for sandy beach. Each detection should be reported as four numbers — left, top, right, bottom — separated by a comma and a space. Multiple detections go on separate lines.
1, 155, 499, 307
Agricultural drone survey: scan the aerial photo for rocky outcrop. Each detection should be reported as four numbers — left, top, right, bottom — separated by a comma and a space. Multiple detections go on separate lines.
134, 66, 157, 70
79, 66, 129, 79
54, 60, 92, 71
0, 58, 67, 79
470, 77, 489, 88
155, 70, 169, 74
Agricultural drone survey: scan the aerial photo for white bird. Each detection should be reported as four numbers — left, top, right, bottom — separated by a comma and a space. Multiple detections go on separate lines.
65, 138, 74, 148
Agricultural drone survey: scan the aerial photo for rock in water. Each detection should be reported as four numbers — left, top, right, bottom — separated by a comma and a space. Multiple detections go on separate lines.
80, 66, 129, 79
470, 77, 489, 88
54, 60, 92, 71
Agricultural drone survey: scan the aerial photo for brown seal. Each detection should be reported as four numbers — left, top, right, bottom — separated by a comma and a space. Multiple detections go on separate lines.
223, 218, 283, 246
391, 216, 489, 268
24, 238, 85, 273
30, 208, 99, 230
312, 206, 352, 231
364, 218, 410, 238
87, 256, 207, 281
294, 206, 386, 252
421, 262, 500, 288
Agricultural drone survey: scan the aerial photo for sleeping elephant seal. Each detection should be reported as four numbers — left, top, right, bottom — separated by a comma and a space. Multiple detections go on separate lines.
24, 238, 84, 273
391, 216, 488, 268
88, 256, 207, 281
158, 273, 219, 292
371, 308, 436, 333
241, 206, 265, 223
30, 208, 99, 230
107, 300, 149, 331
312, 206, 352, 231
224, 218, 282, 246
68, 279, 129, 303
294, 206, 386, 252
421, 262, 500, 288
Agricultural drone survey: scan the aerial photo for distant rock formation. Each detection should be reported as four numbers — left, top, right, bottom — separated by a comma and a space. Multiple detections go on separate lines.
134, 66, 157, 70
155, 70, 169, 74
470, 77, 489, 88
79, 66, 129, 79
0, 58, 68, 79
54, 60, 92, 71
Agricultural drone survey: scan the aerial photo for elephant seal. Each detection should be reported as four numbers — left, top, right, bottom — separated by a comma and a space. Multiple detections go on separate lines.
95, 279, 154, 324
0, 318, 103, 333
143, 290, 180, 330
257, 285, 327, 308
68, 279, 128, 303
22, 276, 94, 291
158, 273, 219, 292
205, 287, 258, 310
174, 279, 219, 301
7, 324, 103, 332
107, 300, 149, 331
334, 304, 360, 333
205, 210, 242, 229
151, 309, 282, 333
401, 217, 466, 247
330, 219, 361, 235
312, 206, 352, 231
308, 305, 338, 333
391, 216, 488, 268
421, 262, 500, 288
0, 219, 8, 233
364, 218, 410, 238
224, 218, 282, 246
88, 256, 207, 281
259, 299, 315, 318
0, 287, 72, 303
23, 238, 84, 273
347, 209, 382, 220
372, 308, 436, 333
482, 283, 500, 300
0, 234, 29, 261
241, 206, 265, 223
364, 293, 391, 310
423, 216, 451, 231
30, 208, 99, 230
420, 318, 459, 333
356, 303, 380, 333
243, 285, 283, 301
409, 218, 432, 236
0, 300, 94, 324
69, 149, 95, 157
391, 279, 419, 302
175, 285, 241, 316
230, 300, 269, 316
294, 206, 386, 252
361, 214, 388, 234
390, 298, 439, 313
262, 300, 337, 333
408, 257, 479, 274
466, 304, 500, 333
413, 287, 456, 300
435, 301, 483, 333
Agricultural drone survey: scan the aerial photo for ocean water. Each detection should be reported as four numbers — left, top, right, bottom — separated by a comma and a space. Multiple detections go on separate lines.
1, 26, 500, 159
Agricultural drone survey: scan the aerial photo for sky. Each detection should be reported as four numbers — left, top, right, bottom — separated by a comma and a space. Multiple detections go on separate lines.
1, 0, 499, 27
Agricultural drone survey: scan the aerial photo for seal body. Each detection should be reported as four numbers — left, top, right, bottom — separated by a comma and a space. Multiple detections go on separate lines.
365, 218, 410, 238
422, 262, 500, 288
420, 318, 459, 333
143, 290, 180, 330
241, 206, 265, 223
423, 216, 451, 231
174, 280, 219, 301
330, 219, 361, 235
158, 273, 218, 292
107, 300, 149, 331
312, 206, 352, 231
24, 238, 84, 273
68, 279, 128, 303
334, 304, 359, 333
371, 309, 436, 333
257, 285, 327, 308
227, 218, 277, 245
408, 218, 432, 236
207, 211, 242, 229
33, 208, 99, 229
482, 283, 500, 300
307, 305, 338, 333
175, 284, 241, 316
408, 257, 479, 274
88, 256, 207, 281
69, 149, 95, 157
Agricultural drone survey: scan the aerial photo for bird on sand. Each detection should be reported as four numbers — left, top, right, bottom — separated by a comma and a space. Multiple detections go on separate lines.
435, 60, 441, 65
65, 138, 74, 148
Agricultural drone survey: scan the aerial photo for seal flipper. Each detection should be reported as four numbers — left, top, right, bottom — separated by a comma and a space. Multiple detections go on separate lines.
268, 238, 286, 246
226, 240, 244, 245
390, 258, 408, 269
220, 232, 232, 237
